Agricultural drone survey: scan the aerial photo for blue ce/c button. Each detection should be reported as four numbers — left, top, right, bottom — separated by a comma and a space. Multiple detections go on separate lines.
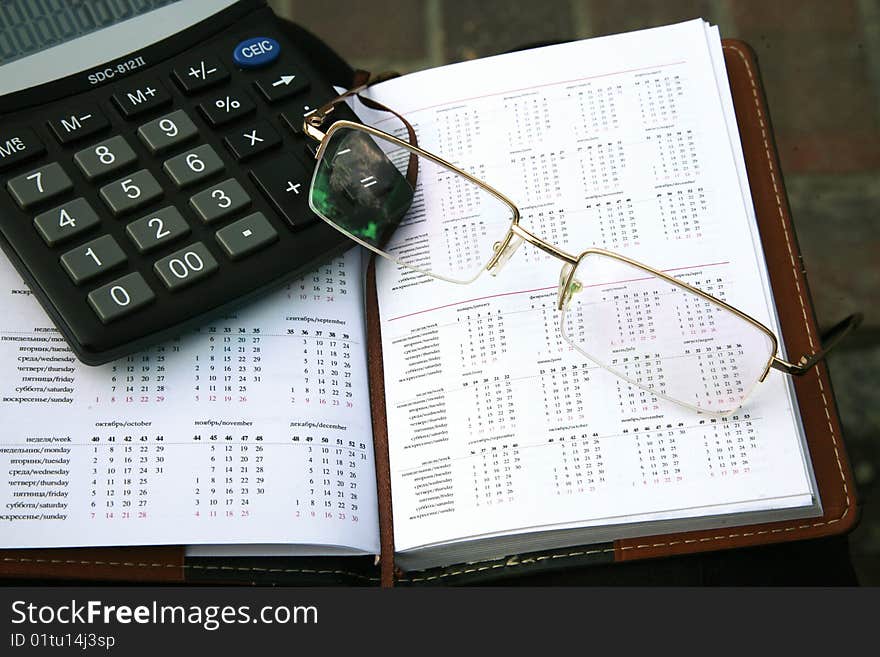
233, 37, 280, 68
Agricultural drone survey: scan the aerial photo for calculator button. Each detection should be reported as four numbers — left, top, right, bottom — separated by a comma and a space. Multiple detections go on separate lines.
74, 136, 138, 181
112, 79, 171, 118
253, 70, 309, 103
280, 110, 305, 136
60, 235, 126, 285
34, 198, 101, 247
249, 155, 316, 228
291, 91, 338, 124
172, 56, 230, 94
223, 121, 281, 161
47, 105, 109, 145
0, 127, 45, 171
163, 144, 224, 188
198, 89, 255, 126
137, 110, 199, 154
153, 242, 219, 291
125, 206, 190, 253
232, 37, 281, 69
99, 170, 163, 216
215, 212, 278, 260
189, 178, 251, 224
87, 272, 155, 324
6, 162, 72, 209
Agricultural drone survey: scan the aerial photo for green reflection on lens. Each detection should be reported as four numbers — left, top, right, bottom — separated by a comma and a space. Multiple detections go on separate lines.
312, 128, 415, 249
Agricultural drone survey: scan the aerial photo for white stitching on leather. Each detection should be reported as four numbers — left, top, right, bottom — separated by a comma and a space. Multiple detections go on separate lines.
0, 557, 378, 582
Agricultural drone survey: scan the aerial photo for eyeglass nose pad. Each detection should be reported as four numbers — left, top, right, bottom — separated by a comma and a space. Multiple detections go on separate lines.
488, 235, 523, 276
557, 263, 582, 310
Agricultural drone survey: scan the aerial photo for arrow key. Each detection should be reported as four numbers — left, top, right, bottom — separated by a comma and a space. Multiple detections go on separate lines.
253, 70, 309, 103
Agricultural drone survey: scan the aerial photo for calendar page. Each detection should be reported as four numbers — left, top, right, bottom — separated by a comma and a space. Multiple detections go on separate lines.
0, 247, 380, 554
365, 20, 818, 554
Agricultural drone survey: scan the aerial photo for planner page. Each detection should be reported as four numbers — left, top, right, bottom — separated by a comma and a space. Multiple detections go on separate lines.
0, 247, 379, 554
365, 20, 818, 553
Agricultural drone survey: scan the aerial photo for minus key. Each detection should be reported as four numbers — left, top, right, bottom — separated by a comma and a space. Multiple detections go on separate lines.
215, 212, 278, 260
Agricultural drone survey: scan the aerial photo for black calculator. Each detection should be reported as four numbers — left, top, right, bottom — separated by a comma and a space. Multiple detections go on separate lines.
0, 0, 357, 365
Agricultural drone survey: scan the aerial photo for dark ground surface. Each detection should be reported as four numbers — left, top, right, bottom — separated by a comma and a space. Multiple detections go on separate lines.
271, 0, 880, 584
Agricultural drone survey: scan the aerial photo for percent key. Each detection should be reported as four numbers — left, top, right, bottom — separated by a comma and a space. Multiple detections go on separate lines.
199, 89, 255, 126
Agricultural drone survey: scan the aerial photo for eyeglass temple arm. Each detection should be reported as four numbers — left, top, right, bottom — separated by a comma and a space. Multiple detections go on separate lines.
770, 312, 863, 375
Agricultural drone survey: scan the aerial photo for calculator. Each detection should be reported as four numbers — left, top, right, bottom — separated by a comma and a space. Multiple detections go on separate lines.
0, 0, 358, 365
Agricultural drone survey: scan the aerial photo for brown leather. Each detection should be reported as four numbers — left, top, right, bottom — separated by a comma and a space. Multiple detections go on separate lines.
366, 257, 397, 587
615, 40, 858, 561
0, 546, 184, 582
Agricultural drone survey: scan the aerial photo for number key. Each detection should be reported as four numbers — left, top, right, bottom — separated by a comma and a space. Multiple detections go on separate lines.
60, 235, 126, 285
88, 272, 155, 324
7, 162, 72, 209
34, 198, 101, 246
74, 135, 137, 181
163, 144, 224, 188
137, 110, 198, 154
153, 242, 218, 291
189, 178, 250, 224
126, 206, 190, 253
99, 169, 163, 216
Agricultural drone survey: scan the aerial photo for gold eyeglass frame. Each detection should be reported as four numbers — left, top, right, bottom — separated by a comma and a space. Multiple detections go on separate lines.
302, 105, 860, 413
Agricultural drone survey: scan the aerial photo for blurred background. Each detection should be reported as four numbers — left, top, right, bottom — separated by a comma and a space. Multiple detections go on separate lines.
270, 0, 880, 583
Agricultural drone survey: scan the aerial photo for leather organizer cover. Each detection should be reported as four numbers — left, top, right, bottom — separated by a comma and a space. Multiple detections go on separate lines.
0, 39, 857, 586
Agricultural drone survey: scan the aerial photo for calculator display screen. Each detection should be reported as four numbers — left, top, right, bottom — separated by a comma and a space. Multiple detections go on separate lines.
0, 0, 238, 96
0, 1, 182, 65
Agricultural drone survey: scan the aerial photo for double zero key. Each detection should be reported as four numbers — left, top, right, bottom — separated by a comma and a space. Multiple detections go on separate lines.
153, 242, 218, 291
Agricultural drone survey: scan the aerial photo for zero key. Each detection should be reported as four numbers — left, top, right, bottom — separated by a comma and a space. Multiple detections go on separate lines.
88, 272, 156, 324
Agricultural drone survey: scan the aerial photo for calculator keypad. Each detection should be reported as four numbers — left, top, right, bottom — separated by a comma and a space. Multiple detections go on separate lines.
153, 242, 219, 291
99, 169, 163, 215
7, 162, 73, 209
137, 110, 199, 154
163, 144, 224, 188
74, 136, 138, 181
60, 235, 127, 285
189, 178, 251, 224
126, 206, 191, 253
0, 10, 356, 363
34, 198, 101, 246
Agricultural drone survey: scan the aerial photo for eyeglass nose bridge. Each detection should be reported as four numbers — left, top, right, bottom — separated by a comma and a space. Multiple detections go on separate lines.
557, 262, 583, 311
487, 231, 523, 276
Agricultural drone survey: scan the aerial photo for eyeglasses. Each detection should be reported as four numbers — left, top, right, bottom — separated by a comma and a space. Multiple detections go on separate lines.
300, 89, 861, 416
